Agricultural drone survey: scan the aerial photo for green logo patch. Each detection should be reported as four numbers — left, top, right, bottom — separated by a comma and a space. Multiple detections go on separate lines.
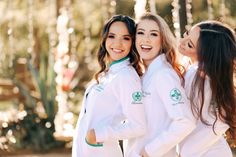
170, 88, 182, 102
132, 91, 142, 102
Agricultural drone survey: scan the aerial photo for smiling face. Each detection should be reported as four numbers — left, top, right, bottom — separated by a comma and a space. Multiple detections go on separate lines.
105, 21, 132, 62
135, 19, 162, 67
178, 26, 200, 63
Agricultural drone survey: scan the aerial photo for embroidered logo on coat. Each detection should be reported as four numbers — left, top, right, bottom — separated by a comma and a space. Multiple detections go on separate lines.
170, 88, 182, 102
95, 84, 104, 92
132, 91, 142, 103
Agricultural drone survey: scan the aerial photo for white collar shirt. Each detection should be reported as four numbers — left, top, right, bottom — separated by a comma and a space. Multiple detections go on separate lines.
125, 54, 195, 157
72, 58, 147, 157
179, 63, 231, 157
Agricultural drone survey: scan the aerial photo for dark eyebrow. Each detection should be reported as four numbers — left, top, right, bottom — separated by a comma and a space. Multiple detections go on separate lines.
108, 32, 131, 37
186, 30, 189, 35
108, 32, 115, 35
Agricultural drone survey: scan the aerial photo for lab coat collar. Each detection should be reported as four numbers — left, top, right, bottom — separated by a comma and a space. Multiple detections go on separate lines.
109, 57, 130, 73
142, 54, 167, 87
189, 62, 198, 69
146, 54, 166, 74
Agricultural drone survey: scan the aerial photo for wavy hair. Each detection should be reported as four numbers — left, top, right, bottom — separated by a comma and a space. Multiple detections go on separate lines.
190, 21, 236, 139
94, 15, 142, 83
136, 13, 184, 82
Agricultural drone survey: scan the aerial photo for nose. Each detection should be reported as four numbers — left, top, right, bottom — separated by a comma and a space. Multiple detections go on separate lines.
142, 34, 151, 43
113, 38, 123, 47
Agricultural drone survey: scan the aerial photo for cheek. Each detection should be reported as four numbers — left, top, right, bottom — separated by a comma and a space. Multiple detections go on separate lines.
126, 41, 132, 49
105, 40, 110, 49
135, 39, 140, 48
153, 39, 161, 51
189, 49, 197, 57
135, 36, 142, 43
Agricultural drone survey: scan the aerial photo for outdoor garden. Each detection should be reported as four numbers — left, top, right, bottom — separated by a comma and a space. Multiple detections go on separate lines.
0, 0, 235, 156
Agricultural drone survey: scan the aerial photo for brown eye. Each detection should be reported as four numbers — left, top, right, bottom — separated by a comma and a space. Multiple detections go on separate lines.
151, 33, 158, 36
124, 37, 131, 41
107, 35, 115, 38
137, 31, 144, 35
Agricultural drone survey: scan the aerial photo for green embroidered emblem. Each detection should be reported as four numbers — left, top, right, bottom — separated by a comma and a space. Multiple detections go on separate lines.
170, 88, 182, 102
95, 84, 104, 92
132, 91, 142, 102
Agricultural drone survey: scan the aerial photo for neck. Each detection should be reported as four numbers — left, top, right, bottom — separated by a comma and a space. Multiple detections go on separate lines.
143, 60, 152, 69
191, 57, 198, 64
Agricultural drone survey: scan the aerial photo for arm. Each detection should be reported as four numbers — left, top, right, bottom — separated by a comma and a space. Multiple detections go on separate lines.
179, 121, 229, 156
94, 71, 147, 142
180, 74, 230, 156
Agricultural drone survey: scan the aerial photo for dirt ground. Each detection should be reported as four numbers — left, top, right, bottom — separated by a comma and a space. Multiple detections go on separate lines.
0, 148, 71, 157
1, 149, 236, 157
2, 153, 71, 157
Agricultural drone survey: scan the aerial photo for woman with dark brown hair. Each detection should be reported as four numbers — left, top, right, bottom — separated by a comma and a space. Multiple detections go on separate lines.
178, 20, 236, 157
72, 15, 146, 157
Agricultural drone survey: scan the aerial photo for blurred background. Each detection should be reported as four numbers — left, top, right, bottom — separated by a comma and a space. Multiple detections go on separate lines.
0, 0, 235, 156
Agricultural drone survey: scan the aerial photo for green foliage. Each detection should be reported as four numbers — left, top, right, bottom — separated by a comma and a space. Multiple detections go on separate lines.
3, 52, 61, 151
0, 51, 60, 151
27, 53, 56, 121
1, 111, 64, 152
0, 0, 236, 152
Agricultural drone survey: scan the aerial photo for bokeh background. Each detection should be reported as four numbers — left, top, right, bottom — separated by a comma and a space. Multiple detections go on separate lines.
0, 0, 235, 156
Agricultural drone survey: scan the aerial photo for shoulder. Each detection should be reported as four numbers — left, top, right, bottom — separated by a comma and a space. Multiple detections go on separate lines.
185, 64, 198, 79
117, 65, 141, 81
155, 65, 181, 84
184, 64, 198, 87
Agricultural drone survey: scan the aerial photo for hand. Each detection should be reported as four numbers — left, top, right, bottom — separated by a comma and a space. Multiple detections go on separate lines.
86, 129, 97, 144
140, 148, 149, 157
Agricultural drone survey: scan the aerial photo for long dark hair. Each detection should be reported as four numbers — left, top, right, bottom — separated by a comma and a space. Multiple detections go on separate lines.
94, 15, 142, 83
190, 21, 236, 139
137, 13, 184, 82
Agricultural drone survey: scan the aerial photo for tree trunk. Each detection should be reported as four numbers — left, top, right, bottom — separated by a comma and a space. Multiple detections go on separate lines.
179, 0, 187, 37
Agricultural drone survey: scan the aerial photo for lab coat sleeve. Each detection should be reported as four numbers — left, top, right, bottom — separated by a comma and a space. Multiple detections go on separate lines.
95, 70, 147, 142
145, 70, 196, 156
180, 74, 230, 156
180, 121, 229, 156
72, 81, 96, 156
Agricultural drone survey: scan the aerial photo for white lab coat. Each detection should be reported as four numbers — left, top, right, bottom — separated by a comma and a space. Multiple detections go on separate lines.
179, 63, 232, 157
125, 54, 196, 157
72, 58, 146, 157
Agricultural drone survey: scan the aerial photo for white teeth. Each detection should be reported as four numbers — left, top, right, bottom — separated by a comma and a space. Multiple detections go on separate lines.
112, 48, 123, 53
141, 45, 152, 49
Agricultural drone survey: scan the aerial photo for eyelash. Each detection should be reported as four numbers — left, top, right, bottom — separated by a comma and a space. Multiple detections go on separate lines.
108, 35, 114, 38
124, 37, 131, 40
151, 33, 158, 36
188, 42, 193, 48
137, 31, 144, 35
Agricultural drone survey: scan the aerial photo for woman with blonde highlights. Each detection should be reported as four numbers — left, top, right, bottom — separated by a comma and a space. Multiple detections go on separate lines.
125, 13, 195, 157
